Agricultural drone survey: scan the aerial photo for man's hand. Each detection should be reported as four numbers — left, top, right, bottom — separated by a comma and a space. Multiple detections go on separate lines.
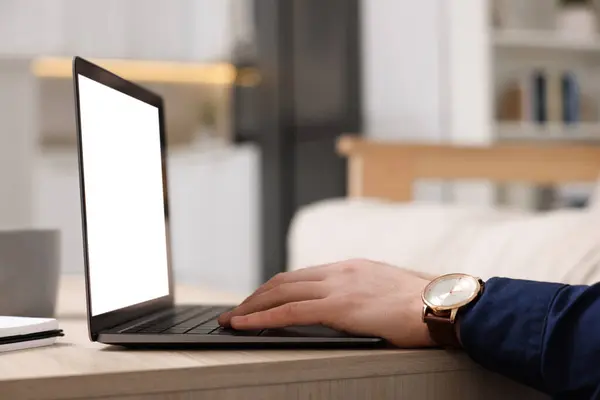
218, 259, 436, 348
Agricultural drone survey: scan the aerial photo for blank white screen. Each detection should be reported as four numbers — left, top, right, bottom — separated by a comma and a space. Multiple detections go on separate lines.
77, 74, 170, 316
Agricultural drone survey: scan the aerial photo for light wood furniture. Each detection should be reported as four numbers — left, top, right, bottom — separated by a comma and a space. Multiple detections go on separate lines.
0, 276, 547, 400
31, 57, 235, 85
338, 135, 600, 202
31, 57, 260, 87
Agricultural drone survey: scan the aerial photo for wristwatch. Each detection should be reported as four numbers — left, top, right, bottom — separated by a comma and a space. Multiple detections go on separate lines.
421, 273, 485, 348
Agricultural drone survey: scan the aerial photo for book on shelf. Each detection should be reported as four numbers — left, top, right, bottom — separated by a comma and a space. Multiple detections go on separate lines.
562, 72, 580, 124
497, 69, 596, 131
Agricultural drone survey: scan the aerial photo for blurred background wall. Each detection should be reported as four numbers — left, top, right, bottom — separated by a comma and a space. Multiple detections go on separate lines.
0, 0, 235, 60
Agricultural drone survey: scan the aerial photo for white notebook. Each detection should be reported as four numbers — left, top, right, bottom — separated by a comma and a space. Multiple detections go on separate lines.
0, 316, 63, 353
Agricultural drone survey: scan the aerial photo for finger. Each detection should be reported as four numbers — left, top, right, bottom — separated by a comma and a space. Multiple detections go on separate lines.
229, 299, 330, 330
218, 281, 328, 326
239, 263, 335, 304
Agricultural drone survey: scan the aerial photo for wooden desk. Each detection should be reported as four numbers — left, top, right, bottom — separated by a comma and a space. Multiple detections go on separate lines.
0, 276, 547, 400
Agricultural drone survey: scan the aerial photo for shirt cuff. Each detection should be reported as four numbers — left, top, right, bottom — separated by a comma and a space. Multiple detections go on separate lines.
459, 277, 565, 390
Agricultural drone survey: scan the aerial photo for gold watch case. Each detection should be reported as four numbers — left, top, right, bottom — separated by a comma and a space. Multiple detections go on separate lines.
421, 273, 483, 323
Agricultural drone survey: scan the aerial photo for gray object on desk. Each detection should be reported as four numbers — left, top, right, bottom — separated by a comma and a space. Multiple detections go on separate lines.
0, 229, 60, 318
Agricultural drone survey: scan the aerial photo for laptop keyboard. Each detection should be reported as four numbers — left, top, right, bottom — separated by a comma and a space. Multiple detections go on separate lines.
117, 305, 353, 338
118, 305, 264, 336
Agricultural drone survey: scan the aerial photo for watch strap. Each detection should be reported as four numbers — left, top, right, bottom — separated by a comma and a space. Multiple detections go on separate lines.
424, 313, 460, 348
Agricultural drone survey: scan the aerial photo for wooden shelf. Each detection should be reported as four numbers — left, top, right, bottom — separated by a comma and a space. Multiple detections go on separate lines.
494, 29, 600, 53
30, 57, 259, 86
497, 122, 600, 141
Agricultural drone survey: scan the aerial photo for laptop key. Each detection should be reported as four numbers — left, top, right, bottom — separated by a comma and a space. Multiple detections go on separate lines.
163, 319, 219, 334
118, 308, 185, 333
133, 306, 215, 334
161, 326, 194, 334
155, 307, 230, 334
186, 319, 221, 334
122, 306, 232, 335
202, 320, 221, 328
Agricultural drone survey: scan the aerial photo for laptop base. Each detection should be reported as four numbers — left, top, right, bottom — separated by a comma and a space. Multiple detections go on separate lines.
97, 333, 385, 349
98, 303, 384, 348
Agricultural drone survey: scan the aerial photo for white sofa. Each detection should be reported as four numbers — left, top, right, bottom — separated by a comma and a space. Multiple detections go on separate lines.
288, 196, 600, 285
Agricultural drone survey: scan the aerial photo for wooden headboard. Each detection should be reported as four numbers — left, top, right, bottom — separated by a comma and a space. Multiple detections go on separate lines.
337, 135, 600, 202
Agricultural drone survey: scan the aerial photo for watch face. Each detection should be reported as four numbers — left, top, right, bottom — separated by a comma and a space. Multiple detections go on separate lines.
422, 274, 480, 310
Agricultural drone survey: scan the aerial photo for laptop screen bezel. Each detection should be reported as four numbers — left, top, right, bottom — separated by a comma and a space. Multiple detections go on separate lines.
72, 56, 175, 341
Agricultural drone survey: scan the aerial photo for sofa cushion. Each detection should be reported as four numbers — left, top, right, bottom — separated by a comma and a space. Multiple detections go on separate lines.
288, 198, 525, 272
288, 198, 600, 285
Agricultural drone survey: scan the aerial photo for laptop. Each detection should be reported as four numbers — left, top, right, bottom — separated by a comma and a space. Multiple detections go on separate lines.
72, 57, 383, 348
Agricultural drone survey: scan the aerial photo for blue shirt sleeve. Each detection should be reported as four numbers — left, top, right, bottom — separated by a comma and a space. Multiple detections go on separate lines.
459, 277, 600, 399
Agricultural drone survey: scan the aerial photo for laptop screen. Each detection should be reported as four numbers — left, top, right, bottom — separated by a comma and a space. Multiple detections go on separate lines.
77, 74, 170, 316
